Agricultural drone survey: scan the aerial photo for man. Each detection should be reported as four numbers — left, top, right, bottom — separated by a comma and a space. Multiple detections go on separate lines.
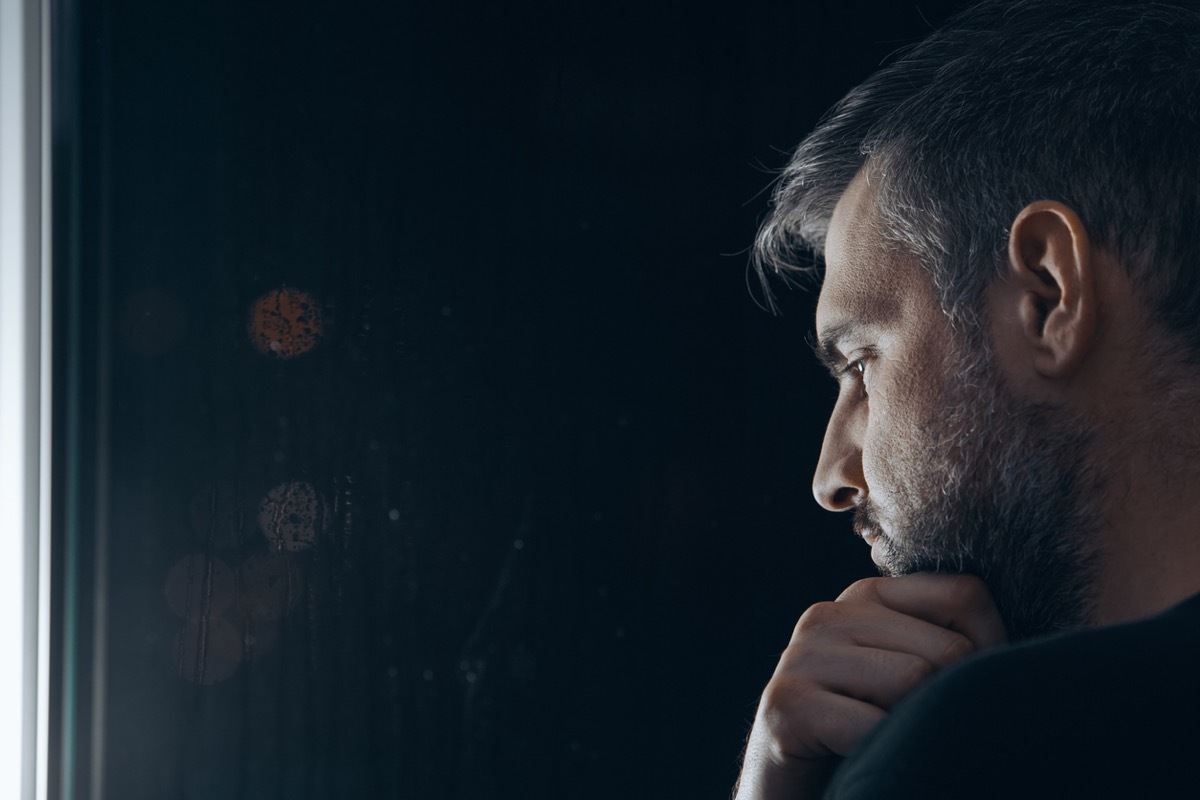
734, 0, 1200, 797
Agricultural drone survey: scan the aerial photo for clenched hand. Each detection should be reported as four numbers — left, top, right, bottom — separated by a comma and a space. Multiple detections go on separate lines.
733, 573, 1006, 800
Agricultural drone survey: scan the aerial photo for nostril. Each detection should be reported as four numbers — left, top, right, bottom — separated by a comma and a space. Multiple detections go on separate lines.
830, 485, 860, 510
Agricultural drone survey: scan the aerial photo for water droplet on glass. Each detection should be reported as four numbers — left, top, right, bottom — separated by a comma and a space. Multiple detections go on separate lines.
247, 288, 324, 359
257, 481, 328, 551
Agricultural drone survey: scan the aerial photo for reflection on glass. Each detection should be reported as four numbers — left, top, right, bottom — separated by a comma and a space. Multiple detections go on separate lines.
257, 481, 328, 552
247, 288, 323, 359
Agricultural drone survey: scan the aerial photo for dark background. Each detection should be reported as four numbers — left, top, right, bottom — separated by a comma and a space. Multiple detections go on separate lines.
61, 0, 968, 797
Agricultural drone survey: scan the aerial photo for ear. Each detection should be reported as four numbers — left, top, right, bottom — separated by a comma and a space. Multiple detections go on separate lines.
1001, 201, 1098, 378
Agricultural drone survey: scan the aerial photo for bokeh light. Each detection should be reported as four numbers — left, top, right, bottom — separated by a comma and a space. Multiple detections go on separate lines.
247, 287, 323, 358
257, 481, 327, 552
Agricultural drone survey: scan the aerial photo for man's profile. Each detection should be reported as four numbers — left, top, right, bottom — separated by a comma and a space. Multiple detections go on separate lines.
735, 0, 1200, 796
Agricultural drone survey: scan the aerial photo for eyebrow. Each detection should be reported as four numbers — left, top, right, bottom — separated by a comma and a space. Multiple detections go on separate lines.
809, 321, 865, 377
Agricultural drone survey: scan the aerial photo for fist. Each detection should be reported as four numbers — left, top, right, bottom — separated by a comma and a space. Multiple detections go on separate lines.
734, 573, 1006, 800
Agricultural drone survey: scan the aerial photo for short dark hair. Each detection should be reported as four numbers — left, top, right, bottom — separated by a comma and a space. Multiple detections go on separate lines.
756, 0, 1200, 353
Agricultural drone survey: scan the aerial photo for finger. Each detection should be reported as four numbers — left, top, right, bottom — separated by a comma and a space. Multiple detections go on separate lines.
837, 573, 1008, 648
761, 684, 886, 759
782, 645, 939, 710
791, 600, 976, 669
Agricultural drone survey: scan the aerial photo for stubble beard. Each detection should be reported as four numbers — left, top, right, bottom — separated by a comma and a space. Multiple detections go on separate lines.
856, 340, 1102, 641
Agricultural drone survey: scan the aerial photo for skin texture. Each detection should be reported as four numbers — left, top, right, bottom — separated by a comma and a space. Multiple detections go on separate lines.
734, 168, 1200, 799
734, 573, 1005, 799
816, 186, 1103, 641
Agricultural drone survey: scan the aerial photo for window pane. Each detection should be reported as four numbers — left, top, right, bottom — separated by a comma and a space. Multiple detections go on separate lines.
53, 0, 961, 797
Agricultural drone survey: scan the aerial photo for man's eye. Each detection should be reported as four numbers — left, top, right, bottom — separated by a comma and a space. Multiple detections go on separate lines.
830, 352, 873, 388
846, 358, 870, 393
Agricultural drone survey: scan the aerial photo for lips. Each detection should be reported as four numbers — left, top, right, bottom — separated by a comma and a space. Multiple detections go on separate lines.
852, 518, 879, 545
852, 521, 886, 568
851, 505, 888, 567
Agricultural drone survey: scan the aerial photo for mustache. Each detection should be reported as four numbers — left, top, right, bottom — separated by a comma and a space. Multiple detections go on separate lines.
853, 501, 983, 577
852, 503, 882, 540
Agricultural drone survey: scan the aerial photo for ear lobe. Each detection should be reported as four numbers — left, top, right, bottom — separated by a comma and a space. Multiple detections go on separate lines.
1005, 201, 1097, 378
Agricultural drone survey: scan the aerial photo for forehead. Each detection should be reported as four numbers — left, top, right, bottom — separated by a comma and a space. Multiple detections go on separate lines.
815, 171, 932, 339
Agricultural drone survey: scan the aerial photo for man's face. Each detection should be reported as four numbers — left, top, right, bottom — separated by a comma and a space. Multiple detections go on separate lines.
812, 172, 1099, 640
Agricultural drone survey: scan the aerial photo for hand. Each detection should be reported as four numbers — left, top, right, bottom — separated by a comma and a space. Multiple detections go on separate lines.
733, 573, 1006, 800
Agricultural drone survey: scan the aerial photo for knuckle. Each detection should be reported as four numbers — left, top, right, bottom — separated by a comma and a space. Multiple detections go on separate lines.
837, 577, 882, 602
793, 602, 838, 639
759, 680, 787, 716
762, 676, 809, 713
760, 677, 815, 729
758, 678, 820, 753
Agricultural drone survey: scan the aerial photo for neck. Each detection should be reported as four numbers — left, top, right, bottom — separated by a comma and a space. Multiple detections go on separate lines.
1087, 399, 1200, 626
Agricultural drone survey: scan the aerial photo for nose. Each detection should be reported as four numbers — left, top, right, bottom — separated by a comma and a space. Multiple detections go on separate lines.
812, 402, 867, 512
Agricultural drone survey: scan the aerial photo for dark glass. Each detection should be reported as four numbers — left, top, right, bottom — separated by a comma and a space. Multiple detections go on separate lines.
51, 1, 967, 797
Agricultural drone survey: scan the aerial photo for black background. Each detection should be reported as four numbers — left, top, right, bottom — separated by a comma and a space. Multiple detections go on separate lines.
72, 0, 969, 797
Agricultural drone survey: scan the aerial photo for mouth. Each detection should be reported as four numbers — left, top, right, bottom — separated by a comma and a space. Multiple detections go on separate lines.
852, 523, 887, 568
852, 518, 879, 545
851, 505, 889, 568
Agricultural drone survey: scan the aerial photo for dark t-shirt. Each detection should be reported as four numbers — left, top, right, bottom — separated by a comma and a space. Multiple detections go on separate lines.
824, 592, 1200, 798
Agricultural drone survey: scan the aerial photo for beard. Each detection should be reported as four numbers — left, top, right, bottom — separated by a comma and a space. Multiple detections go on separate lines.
855, 338, 1103, 641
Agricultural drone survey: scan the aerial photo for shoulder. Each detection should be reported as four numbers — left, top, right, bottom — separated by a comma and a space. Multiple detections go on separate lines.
824, 593, 1200, 799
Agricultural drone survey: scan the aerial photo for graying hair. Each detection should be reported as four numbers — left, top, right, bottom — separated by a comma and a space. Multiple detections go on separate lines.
755, 0, 1200, 352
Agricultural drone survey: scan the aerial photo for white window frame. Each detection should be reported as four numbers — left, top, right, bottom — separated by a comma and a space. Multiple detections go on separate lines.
0, 0, 50, 798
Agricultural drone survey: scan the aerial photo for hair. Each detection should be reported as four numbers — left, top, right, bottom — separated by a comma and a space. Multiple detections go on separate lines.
755, 0, 1200, 353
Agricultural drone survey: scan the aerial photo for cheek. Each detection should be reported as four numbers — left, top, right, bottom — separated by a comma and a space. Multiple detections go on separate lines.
860, 373, 941, 499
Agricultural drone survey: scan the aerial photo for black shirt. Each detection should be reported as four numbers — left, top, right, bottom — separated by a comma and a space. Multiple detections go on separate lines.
824, 592, 1200, 798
